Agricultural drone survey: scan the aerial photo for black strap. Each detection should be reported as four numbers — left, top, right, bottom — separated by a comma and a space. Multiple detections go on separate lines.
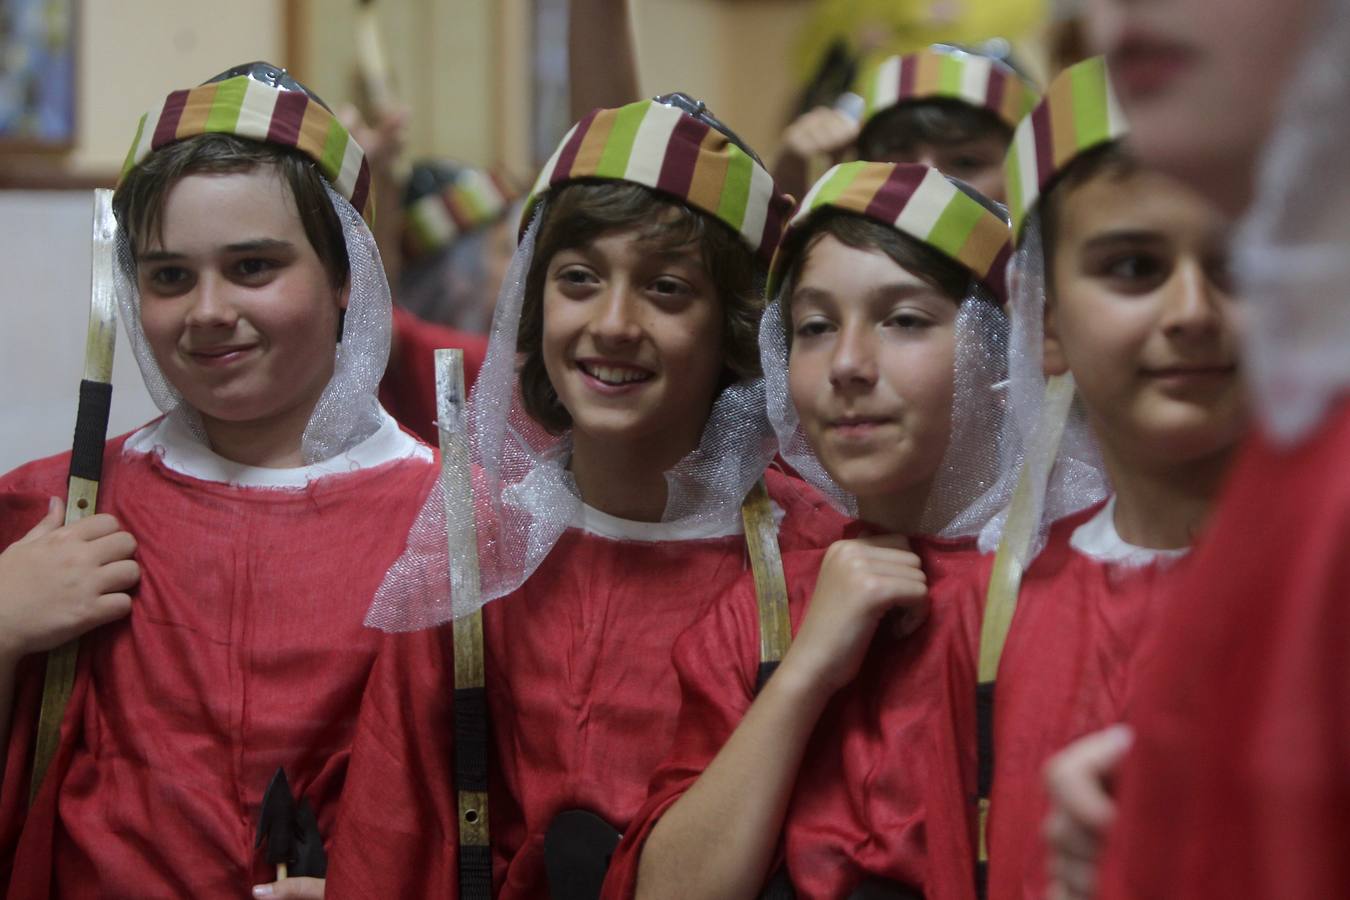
754, 660, 781, 696
974, 680, 997, 900
454, 686, 490, 792
459, 844, 493, 900
69, 379, 112, 482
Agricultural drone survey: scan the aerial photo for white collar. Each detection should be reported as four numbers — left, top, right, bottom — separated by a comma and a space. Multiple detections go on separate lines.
1069, 495, 1190, 568
123, 409, 431, 488
571, 500, 747, 542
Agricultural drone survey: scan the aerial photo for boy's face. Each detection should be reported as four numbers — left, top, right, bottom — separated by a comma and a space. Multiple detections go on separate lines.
1086, 0, 1315, 214
1045, 167, 1245, 471
137, 168, 348, 434
788, 234, 958, 507
541, 227, 724, 450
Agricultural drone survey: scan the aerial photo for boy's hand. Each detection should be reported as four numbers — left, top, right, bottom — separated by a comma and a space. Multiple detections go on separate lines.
0, 498, 138, 664
779, 106, 861, 164
252, 877, 325, 898
780, 535, 928, 698
1044, 724, 1134, 900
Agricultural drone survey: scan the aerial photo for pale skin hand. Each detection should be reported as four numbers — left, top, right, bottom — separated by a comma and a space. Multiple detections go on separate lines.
1043, 724, 1134, 900
636, 535, 928, 900
337, 103, 409, 286
251, 877, 324, 898
0, 498, 139, 765
772, 106, 862, 203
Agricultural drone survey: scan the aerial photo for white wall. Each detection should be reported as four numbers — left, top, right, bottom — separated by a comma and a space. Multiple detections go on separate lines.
0, 192, 159, 474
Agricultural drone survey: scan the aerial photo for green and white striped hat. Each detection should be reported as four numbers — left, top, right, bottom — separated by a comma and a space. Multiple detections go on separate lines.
1004, 56, 1129, 238
770, 160, 1012, 302
525, 97, 791, 265
119, 62, 374, 223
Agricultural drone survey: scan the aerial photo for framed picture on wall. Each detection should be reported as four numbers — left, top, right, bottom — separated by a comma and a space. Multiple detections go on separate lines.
0, 0, 77, 150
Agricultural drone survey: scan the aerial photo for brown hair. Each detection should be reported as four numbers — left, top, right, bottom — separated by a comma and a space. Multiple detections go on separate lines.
778, 209, 974, 344
857, 98, 1012, 162
517, 180, 762, 434
113, 132, 349, 289
1039, 141, 1138, 287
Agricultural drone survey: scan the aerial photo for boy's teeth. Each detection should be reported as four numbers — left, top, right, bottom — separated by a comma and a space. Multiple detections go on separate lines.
586, 364, 649, 385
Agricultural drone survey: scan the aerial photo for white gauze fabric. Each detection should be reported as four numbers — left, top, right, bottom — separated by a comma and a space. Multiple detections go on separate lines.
115, 181, 391, 464
1232, 0, 1350, 446
760, 274, 1010, 539
974, 213, 1109, 556
366, 197, 778, 631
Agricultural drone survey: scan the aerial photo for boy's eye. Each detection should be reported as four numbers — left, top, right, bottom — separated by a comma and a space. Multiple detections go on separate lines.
794, 318, 834, 339
1099, 253, 1168, 289
884, 311, 932, 331
650, 276, 691, 297
146, 266, 191, 291
235, 258, 278, 279
556, 267, 598, 288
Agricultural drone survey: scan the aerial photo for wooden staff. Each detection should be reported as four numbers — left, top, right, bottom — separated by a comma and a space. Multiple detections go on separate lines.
436, 349, 492, 900
30, 189, 119, 804
355, 0, 395, 117
973, 371, 1077, 897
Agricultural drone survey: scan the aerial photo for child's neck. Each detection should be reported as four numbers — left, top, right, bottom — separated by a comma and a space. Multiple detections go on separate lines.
200, 403, 314, 469
1100, 443, 1234, 550
855, 476, 935, 536
569, 422, 705, 524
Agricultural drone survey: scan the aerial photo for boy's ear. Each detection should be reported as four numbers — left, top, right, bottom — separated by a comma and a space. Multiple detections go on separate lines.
337, 278, 351, 312
1042, 297, 1070, 377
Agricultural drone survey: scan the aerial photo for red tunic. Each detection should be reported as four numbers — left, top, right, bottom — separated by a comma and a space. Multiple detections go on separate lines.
977, 506, 1186, 900
601, 530, 985, 900
378, 306, 488, 445
1098, 396, 1350, 900
325, 469, 848, 899
0, 423, 437, 898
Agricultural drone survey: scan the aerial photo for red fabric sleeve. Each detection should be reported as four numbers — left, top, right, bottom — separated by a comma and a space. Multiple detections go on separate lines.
1100, 398, 1350, 900
325, 625, 466, 899
379, 307, 489, 445
601, 550, 825, 900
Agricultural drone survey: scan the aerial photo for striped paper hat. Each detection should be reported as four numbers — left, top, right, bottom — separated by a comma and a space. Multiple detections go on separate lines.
119, 64, 374, 224
769, 161, 1012, 302
525, 98, 791, 266
403, 163, 517, 261
1005, 56, 1129, 238
860, 46, 1040, 133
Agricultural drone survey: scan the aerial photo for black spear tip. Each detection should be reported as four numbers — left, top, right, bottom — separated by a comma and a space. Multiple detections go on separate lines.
292, 799, 329, 878
256, 767, 298, 865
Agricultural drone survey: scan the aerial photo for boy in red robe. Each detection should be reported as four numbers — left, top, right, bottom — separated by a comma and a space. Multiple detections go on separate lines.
0, 62, 439, 898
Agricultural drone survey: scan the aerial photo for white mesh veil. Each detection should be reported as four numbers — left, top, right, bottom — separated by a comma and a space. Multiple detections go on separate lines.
366, 196, 779, 631
760, 271, 1011, 540
973, 212, 1109, 555
115, 180, 392, 464
1231, 0, 1350, 446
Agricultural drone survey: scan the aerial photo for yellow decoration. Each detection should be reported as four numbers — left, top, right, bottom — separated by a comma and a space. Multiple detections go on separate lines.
793, 0, 1047, 84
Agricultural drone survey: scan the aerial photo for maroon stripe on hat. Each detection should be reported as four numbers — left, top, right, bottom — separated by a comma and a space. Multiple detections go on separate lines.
985, 242, 1013, 304
350, 161, 372, 217
864, 164, 929, 222
1031, 102, 1054, 191
551, 110, 598, 186
656, 114, 711, 201
756, 192, 790, 264
267, 90, 310, 146
151, 89, 191, 149
898, 54, 918, 98
985, 68, 1008, 117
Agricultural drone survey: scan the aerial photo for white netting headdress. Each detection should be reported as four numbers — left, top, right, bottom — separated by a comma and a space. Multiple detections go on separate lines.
365, 95, 794, 631
1232, 0, 1350, 446
114, 62, 391, 465
971, 57, 1129, 557
761, 160, 1014, 539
